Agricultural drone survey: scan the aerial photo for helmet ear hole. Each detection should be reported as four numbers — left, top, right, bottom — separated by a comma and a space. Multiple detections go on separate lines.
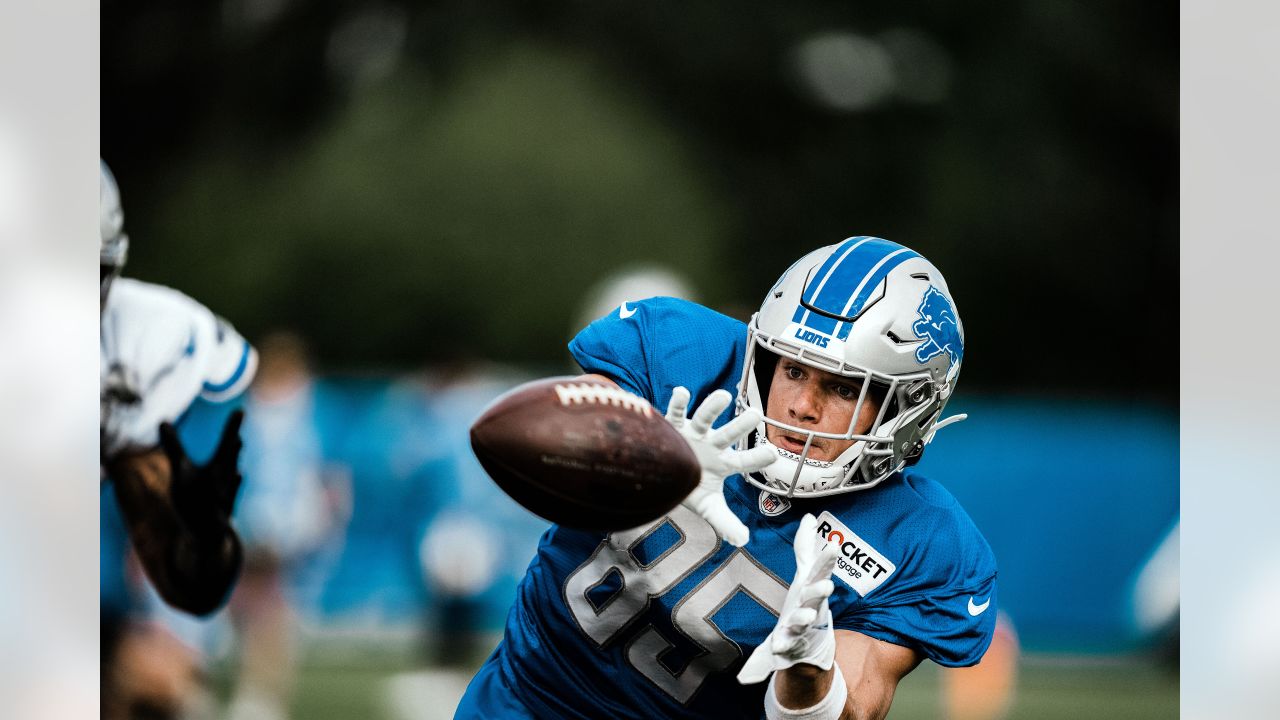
905, 379, 933, 406
870, 455, 893, 476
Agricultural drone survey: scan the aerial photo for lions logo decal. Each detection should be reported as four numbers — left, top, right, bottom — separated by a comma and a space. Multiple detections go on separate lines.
911, 286, 962, 367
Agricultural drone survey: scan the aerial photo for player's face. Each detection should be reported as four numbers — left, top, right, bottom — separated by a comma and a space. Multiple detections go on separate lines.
765, 359, 881, 461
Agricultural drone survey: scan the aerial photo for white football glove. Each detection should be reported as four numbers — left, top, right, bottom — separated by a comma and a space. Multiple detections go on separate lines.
738, 513, 840, 684
665, 387, 776, 547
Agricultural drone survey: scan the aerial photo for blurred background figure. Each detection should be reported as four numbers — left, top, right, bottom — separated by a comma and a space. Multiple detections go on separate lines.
941, 613, 1020, 720
407, 363, 544, 668
102, 619, 212, 720
378, 356, 545, 720
572, 263, 699, 333
1128, 518, 1180, 672
224, 330, 352, 720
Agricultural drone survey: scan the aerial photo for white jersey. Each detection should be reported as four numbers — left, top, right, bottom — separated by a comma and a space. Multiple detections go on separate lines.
100, 278, 257, 459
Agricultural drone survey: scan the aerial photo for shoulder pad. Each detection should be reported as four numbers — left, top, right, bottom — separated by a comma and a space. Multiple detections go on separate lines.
101, 279, 257, 456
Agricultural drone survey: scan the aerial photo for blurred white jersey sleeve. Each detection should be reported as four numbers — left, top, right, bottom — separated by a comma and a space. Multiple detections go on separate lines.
100, 278, 257, 459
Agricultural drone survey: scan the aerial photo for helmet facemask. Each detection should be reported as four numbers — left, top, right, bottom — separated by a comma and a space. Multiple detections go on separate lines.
100, 237, 127, 310
736, 318, 949, 499
100, 159, 128, 309
100, 241, 127, 308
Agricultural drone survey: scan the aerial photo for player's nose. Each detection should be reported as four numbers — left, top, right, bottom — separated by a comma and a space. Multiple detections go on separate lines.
787, 380, 822, 424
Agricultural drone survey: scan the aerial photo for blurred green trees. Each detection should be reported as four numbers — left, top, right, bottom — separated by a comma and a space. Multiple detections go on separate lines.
104, 1, 1175, 397
130, 42, 731, 368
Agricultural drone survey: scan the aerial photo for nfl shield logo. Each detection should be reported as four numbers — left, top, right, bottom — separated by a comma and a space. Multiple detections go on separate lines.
758, 491, 791, 517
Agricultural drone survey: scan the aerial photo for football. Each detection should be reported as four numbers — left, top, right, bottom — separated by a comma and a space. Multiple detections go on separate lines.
470, 377, 700, 531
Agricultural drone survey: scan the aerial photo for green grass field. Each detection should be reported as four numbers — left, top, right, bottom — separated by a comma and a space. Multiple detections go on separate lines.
211, 640, 1177, 719
884, 657, 1178, 720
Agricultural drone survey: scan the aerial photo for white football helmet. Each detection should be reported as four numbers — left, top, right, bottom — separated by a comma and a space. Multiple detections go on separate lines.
100, 159, 129, 306
737, 236, 966, 498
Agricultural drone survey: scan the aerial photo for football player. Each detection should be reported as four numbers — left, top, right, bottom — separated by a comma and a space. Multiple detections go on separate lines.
455, 237, 997, 720
100, 158, 257, 618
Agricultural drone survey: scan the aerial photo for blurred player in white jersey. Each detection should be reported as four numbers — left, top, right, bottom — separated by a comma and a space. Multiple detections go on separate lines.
100, 159, 257, 719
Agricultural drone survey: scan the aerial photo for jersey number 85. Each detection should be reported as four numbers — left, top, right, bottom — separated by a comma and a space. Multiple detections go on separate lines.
564, 505, 788, 704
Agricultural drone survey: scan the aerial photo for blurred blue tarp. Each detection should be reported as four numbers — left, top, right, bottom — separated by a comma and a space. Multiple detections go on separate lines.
917, 396, 1178, 653
102, 382, 1176, 654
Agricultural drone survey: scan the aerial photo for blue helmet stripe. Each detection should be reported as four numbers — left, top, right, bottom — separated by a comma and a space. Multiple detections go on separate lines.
801, 237, 871, 305
800, 238, 914, 338
793, 237, 873, 332
833, 247, 920, 340
802, 308, 840, 335
790, 237, 920, 341
810, 238, 906, 315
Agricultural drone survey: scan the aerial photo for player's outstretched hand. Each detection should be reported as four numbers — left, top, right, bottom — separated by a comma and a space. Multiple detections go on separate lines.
160, 409, 245, 538
738, 513, 840, 684
665, 387, 775, 547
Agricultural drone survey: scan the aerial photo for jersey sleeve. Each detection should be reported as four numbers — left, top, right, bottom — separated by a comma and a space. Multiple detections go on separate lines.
198, 316, 257, 403
567, 301, 654, 401
101, 280, 258, 457
820, 469, 1001, 667
836, 570, 998, 667
567, 297, 747, 416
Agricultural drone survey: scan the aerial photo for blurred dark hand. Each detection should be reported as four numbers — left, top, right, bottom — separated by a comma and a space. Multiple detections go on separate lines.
160, 409, 244, 538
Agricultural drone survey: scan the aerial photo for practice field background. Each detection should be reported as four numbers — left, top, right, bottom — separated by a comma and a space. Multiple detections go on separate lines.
204, 638, 1179, 720
100, 374, 1177, 717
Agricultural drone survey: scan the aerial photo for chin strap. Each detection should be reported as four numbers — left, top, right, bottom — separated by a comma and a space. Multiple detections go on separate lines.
923, 413, 967, 443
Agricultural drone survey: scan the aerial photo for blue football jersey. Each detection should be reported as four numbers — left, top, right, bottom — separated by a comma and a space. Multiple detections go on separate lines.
455, 298, 998, 720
